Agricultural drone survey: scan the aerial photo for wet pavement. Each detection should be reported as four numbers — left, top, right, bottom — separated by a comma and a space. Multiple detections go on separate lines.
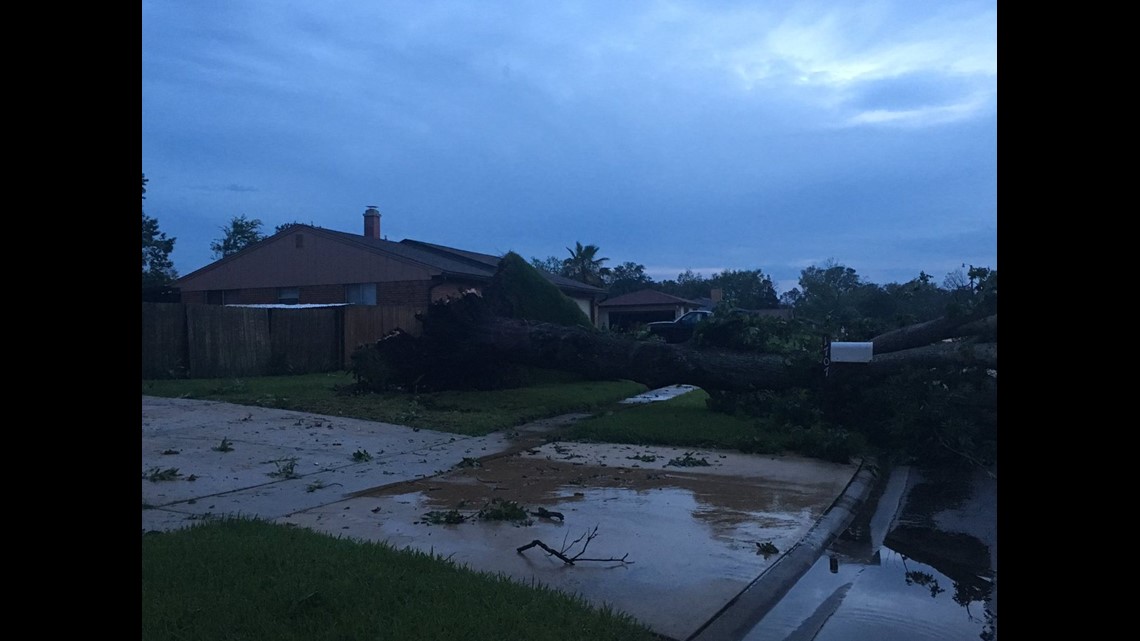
737, 465, 998, 641
141, 387, 867, 640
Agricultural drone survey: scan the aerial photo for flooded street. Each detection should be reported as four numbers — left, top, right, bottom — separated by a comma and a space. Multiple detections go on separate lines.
147, 394, 992, 640
739, 464, 997, 641
283, 441, 858, 641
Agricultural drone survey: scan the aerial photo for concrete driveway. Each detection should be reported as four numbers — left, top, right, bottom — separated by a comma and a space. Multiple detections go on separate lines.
142, 388, 870, 641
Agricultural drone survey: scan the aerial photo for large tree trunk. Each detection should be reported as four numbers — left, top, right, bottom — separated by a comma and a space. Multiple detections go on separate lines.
872, 313, 996, 355
460, 315, 996, 393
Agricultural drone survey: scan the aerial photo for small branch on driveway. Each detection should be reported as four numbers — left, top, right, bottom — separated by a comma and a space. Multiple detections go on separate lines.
529, 507, 564, 521
516, 525, 633, 566
517, 539, 577, 564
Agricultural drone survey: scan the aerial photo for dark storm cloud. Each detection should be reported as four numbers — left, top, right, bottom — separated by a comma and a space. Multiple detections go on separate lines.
143, 1, 996, 293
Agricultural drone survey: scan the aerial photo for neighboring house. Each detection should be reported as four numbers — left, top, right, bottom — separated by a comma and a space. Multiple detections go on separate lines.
174, 207, 606, 325
598, 289, 703, 331
598, 288, 794, 331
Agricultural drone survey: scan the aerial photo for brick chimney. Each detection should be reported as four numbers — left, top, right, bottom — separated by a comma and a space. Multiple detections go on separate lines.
711, 288, 724, 304
363, 205, 381, 239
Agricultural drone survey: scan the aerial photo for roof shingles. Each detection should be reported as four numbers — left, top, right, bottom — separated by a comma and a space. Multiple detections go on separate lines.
599, 289, 700, 307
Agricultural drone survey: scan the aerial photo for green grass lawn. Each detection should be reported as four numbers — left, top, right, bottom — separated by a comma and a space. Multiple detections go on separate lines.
141, 372, 863, 459
142, 372, 647, 436
564, 388, 779, 451
143, 517, 660, 641
564, 388, 868, 462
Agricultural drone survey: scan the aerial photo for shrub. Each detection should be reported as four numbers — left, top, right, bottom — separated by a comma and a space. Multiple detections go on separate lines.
485, 252, 593, 329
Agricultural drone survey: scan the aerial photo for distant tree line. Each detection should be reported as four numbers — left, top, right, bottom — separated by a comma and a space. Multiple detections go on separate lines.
142, 173, 178, 290
142, 182, 995, 345
532, 243, 994, 341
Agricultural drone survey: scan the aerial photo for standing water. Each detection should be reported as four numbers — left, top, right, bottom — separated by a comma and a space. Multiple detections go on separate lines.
739, 464, 997, 641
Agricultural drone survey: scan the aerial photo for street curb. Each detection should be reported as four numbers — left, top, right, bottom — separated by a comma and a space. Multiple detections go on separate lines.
686, 459, 880, 641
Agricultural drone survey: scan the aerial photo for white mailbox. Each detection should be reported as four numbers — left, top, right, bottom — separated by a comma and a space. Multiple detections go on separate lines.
830, 341, 874, 363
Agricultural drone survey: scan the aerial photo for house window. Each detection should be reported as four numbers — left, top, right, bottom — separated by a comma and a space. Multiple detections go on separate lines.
346, 283, 377, 305
278, 287, 300, 305
206, 289, 239, 305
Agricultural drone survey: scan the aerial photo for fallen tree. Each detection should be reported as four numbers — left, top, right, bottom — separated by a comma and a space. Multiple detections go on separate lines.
366, 291, 996, 395
462, 312, 996, 392
349, 253, 997, 467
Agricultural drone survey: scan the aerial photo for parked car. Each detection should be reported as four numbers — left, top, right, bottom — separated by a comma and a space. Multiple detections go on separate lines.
645, 310, 713, 343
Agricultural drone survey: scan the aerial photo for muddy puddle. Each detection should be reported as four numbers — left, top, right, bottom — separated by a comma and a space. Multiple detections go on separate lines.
285, 442, 856, 640
364, 450, 825, 538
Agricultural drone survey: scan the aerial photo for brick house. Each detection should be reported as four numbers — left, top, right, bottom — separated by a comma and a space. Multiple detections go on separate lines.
174, 206, 606, 325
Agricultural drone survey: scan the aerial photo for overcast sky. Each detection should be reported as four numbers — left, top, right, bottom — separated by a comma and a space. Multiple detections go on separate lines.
142, 0, 996, 294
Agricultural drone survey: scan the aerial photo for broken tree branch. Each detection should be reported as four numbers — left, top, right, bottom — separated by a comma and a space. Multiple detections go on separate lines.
516, 525, 633, 566
517, 539, 577, 565
529, 507, 564, 521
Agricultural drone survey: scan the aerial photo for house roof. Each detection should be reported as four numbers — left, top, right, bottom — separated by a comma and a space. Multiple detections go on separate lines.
176, 225, 606, 297
174, 226, 488, 284
398, 239, 606, 296
599, 289, 701, 308
540, 271, 608, 295
400, 239, 501, 269
316, 229, 496, 279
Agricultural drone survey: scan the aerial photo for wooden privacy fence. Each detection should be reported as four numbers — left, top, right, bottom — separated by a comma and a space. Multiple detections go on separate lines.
141, 302, 425, 379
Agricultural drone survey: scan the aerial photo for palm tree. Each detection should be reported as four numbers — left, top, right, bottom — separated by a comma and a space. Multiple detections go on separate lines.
563, 242, 611, 287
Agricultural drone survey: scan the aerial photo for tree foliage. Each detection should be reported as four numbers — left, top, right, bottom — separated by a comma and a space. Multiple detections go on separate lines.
711, 269, 779, 309
794, 259, 864, 326
485, 252, 593, 329
603, 261, 653, 296
562, 242, 610, 287
529, 255, 566, 275
787, 260, 997, 340
498, 247, 997, 467
142, 173, 178, 288
945, 265, 997, 319
656, 269, 708, 300
350, 256, 997, 467
792, 260, 913, 338
211, 214, 266, 259
656, 268, 779, 309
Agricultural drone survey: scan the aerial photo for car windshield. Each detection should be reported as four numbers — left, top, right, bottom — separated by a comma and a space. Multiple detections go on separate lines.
678, 312, 705, 325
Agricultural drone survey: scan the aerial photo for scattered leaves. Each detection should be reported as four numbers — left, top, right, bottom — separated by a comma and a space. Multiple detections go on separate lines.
143, 467, 183, 482
666, 453, 711, 467
421, 510, 468, 525
477, 498, 532, 525
756, 541, 779, 558
268, 457, 300, 479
